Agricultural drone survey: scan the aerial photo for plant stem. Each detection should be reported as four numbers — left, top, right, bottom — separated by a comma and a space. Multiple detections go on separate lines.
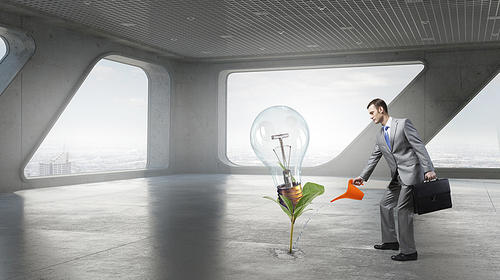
289, 220, 295, 253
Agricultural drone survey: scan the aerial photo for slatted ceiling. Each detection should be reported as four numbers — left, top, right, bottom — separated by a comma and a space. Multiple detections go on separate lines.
3, 0, 500, 60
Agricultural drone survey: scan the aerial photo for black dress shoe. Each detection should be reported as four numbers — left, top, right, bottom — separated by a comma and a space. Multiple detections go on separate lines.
374, 242, 399, 250
391, 252, 418, 261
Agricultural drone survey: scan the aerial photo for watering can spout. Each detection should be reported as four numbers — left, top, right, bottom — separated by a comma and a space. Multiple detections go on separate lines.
330, 179, 364, 202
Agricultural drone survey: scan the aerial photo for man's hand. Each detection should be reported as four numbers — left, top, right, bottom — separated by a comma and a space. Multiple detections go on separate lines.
425, 170, 437, 181
353, 176, 364, 186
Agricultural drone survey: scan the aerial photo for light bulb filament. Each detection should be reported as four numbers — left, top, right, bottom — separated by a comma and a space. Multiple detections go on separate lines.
271, 133, 289, 166
272, 133, 293, 188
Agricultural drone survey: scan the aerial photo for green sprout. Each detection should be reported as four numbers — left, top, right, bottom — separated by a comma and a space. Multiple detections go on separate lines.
264, 182, 325, 253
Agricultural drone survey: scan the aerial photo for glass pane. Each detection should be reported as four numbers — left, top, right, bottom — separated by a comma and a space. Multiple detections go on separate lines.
24, 59, 148, 177
427, 74, 500, 168
227, 64, 424, 167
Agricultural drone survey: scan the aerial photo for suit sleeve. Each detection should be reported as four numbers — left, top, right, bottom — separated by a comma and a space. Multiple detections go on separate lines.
403, 119, 435, 174
359, 141, 383, 182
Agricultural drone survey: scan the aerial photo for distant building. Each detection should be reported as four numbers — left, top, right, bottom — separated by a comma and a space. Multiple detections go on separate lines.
39, 151, 72, 176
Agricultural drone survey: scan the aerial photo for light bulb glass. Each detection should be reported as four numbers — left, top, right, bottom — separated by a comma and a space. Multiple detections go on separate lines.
250, 106, 310, 190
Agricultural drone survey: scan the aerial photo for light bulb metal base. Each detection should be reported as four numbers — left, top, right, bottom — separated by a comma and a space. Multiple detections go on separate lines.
277, 182, 303, 209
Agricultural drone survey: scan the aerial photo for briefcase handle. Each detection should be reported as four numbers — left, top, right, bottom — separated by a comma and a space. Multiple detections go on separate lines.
422, 178, 439, 183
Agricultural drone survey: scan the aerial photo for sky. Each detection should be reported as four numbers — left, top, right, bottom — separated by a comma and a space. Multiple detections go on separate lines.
427, 75, 500, 149
31, 59, 149, 153
227, 64, 425, 166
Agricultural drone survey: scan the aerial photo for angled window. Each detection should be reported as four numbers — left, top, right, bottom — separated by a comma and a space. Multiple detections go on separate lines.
24, 58, 149, 177
0, 37, 6, 60
427, 73, 500, 168
226, 63, 424, 167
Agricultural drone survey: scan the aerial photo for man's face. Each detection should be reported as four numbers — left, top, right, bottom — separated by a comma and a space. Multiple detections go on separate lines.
368, 104, 384, 124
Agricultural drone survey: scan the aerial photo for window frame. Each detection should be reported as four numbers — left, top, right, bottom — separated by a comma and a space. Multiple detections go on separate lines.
20, 53, 170, 182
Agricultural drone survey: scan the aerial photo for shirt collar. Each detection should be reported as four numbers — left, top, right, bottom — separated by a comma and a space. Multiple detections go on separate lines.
384, 117, 393, 128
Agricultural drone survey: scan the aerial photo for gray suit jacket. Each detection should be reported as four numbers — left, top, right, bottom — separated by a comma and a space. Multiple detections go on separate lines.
360, 118, 434, 186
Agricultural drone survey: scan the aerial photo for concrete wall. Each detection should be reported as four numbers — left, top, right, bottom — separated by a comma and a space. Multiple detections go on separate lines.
1, 11, 500, 193
0, 13, 172, 192
170, 49, 500, 181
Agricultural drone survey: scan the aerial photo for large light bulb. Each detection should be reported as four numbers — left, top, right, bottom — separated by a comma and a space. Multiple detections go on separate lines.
250, 106, 310, 207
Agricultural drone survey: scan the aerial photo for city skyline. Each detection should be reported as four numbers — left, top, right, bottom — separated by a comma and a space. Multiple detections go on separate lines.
25, 145, 147, 177
25, 140, 500, 178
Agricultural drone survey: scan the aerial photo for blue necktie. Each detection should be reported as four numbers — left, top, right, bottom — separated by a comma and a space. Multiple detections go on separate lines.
384, 126, 391, 150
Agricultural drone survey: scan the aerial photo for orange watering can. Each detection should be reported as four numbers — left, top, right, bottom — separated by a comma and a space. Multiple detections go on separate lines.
331, 179, 364, 202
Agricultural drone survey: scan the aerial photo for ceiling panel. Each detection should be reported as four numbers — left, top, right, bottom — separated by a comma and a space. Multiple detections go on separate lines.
2, 0, 500, 60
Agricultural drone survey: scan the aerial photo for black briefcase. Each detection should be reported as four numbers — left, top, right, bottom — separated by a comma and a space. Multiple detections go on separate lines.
413, 178, 452, 215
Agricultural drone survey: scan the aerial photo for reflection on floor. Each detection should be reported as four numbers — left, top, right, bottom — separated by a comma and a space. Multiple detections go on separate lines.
0, 175, 499, 279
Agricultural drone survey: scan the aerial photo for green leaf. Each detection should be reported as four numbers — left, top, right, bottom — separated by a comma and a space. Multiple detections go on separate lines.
294, 192, 319, 212
264, 196, 292, 219
294, 208, 313, 221
263, 196, 279, 204
292, 204, 309, 220
302, 182, 325, 196
280, 195, 294, 215
292, 182, 325, 220
264, 182, 325, 224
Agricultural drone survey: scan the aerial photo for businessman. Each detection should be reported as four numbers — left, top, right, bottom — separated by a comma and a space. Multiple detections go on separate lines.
353, 98, 436, 261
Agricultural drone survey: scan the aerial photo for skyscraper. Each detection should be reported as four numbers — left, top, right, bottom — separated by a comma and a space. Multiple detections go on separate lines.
39, 151, 71, 176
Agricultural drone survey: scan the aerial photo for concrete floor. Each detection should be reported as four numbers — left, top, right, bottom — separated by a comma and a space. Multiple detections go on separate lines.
0, 174, 499, 279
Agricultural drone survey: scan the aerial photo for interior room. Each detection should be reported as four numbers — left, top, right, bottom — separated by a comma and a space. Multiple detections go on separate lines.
0, 1, 499, 279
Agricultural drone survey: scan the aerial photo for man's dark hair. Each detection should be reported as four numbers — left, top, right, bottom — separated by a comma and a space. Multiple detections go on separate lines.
367, 98, 388, 114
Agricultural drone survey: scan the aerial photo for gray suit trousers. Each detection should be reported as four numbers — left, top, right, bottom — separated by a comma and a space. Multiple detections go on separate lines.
380, 176, 416, 254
